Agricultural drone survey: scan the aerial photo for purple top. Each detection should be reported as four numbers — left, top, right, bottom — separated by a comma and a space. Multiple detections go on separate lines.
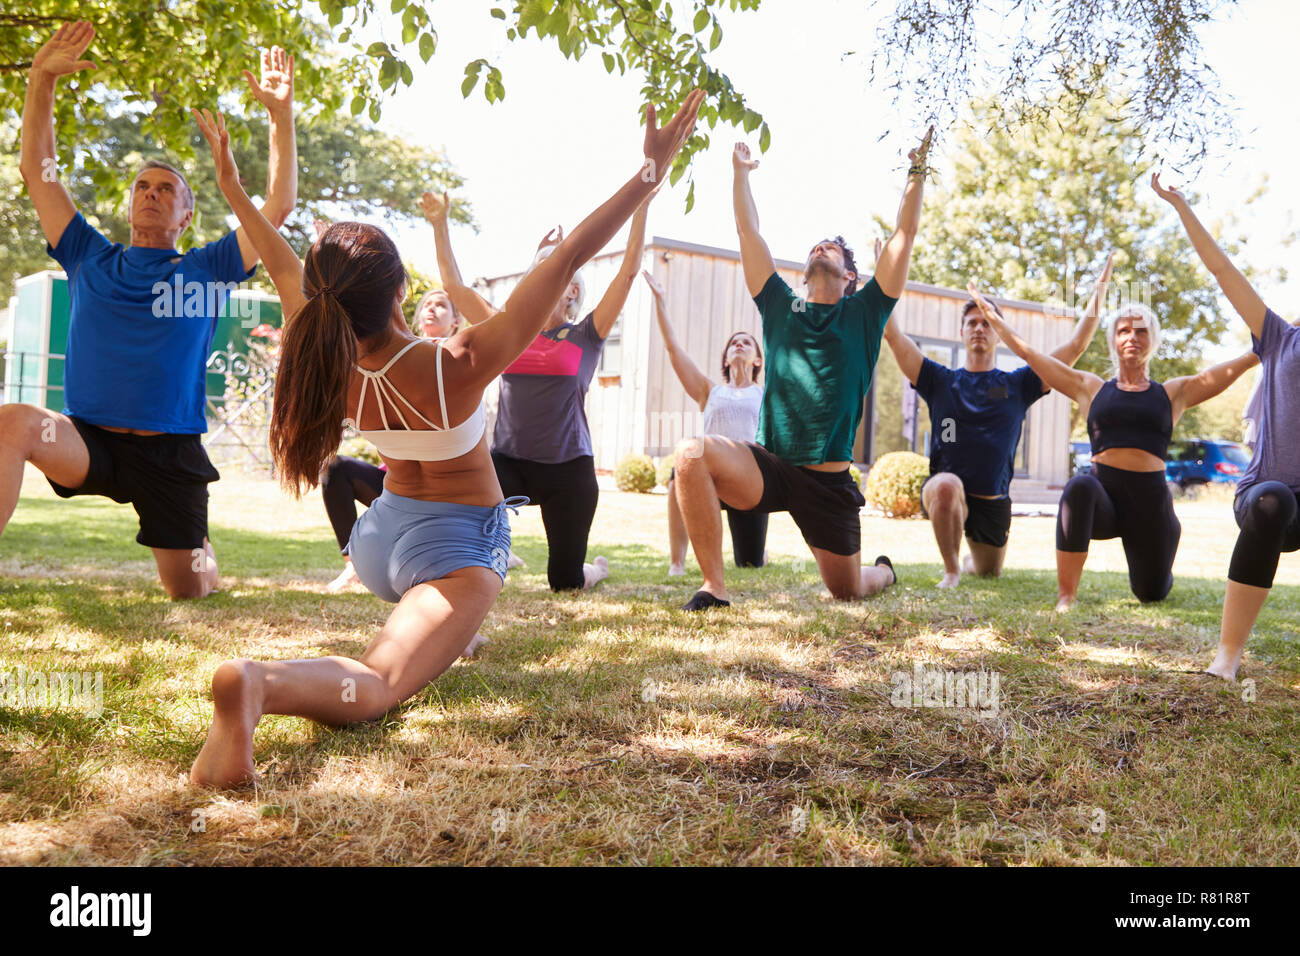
491, 312, 606, 463
1239, 308, 1300, 496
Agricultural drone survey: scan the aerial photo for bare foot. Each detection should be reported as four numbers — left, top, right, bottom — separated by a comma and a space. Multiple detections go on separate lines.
937, 571, 961, 589
1205, 647, 1241, 681
461, 632, 491, 659
668, 562, 686, 577
583, 555, 609, 588
1054, 595, 1076, 613
507, 551, 526, 570
190, 660, 264, 788
326, 562, 360, 593
961, 554, 976, 574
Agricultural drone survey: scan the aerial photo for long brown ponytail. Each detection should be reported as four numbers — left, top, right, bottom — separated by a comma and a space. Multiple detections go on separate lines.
270, 222, 406, 495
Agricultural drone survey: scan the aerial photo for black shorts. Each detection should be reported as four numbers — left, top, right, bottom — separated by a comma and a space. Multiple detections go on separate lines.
920, 475, 1012, 548
47, 417, 220, 550
728, 443, 864, 556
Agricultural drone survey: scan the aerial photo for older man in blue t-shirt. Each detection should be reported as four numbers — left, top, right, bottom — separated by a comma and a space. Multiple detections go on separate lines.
3, 21, 298, 598
881, 255, 1112, 588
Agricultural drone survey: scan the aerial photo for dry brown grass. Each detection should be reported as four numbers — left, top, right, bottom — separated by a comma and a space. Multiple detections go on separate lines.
2, 467, 1298, 865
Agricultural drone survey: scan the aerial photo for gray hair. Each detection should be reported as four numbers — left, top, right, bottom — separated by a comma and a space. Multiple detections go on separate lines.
1105, 302, 1162, 375
529, 246, 585, 322
135, 159, 194, 211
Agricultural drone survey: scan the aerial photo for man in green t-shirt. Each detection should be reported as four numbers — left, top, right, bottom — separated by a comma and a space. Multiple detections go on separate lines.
673, 130, 931, 610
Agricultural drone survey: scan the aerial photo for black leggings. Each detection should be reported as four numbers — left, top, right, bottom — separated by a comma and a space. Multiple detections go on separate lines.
320, 455, 385, 551
492, 452, 599, 592
1056, 462, 1181, 602
1228, 481, 1300, 588
723, 506, 769, 568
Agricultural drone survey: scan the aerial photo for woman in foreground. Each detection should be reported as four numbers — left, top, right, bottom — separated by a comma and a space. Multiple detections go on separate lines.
188, 91, 702, 786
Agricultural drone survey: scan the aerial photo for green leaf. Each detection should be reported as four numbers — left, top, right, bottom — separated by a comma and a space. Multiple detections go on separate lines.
685, 178, 696, 213
403, 20, 418, 44
602, 52, 615, 73
419, 31, 437, 62
366, 42, 389, 57
490, 7, 506, 18
693, 9, 710, 33
390, 0, 406, 11
351, 95, 366, 116
758, 122, 771, 152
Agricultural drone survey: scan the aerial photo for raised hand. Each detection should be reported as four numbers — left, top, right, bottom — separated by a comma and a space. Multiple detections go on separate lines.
966, 281, 1001, 324
419, 190, 450, 226
536, 225, 563, 252
642, 89, 705, 183
641, 269, 665, 299
243, 47, 295, 117
313, 218, 330, 240
908, 124, 935, 172
191, 108, 241, 192
733, 142, 760, 173
32, 21, 97, 78
1098, 249, 1117, 284
1151, 172, 1186, 206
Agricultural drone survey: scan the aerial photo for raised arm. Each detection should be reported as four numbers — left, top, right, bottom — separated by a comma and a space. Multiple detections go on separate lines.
874, 126, 932, 299
192, 109, 306, 319
235, 46, 298, 271
19, 21, 96, 249
1166, 350, 1261, 424
591, 195, 652, 339
1153, 173, 1268, 339
882, 313, 925, 386
732, 143, 777, 297
419, 190, 496, 325
456, 91, 704, 387
1048, 250, 1114, 371
968, 283, 1102, 407
643, 270, 713, 407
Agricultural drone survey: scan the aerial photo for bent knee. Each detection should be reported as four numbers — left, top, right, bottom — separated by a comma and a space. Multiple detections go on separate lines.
0, 403, 49, 455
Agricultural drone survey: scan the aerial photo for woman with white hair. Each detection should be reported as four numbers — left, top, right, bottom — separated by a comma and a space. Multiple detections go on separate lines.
966, 284, 1258, 610
422, 188, 654, 591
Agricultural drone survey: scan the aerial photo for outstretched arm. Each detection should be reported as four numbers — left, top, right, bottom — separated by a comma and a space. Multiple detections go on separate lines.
1153, 173, 1268, 339
968, 283, 1102, 406
235, 46, 298, 271
591, 194, 652, 339
19, 21, 96, 249
882, 313, 925, 386
732, 143, 777, 297
193, 109, 306, 320
458, 91, 704, 387
419, 190, 496, 325
643, 270, 713, 407
1166, 351, 1261, 423
1048, 250, 1114, 376
874, 126, 932, 299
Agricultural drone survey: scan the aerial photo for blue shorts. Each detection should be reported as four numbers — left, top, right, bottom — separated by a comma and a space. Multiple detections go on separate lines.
347, 491, 528, 603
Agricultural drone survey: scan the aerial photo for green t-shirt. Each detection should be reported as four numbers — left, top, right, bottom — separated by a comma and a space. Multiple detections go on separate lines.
754, 271, 897, 465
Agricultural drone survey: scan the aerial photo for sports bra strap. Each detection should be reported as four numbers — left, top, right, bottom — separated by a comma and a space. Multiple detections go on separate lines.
436, 340, 450, 430
354, 339, 443, 432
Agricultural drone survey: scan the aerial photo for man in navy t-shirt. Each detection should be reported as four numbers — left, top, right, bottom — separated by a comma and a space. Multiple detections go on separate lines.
882, 255, 1112, 588
3, 21, 298, 598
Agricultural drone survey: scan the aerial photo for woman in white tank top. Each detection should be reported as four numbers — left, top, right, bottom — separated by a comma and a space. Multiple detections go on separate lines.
187, 95, 703, 787
642, 271, 769, 575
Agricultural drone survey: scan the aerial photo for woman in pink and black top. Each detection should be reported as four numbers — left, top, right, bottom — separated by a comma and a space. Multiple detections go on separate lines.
427, 190, 654, 591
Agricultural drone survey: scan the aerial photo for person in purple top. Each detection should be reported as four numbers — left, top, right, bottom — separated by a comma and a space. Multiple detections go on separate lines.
2, 21, 298, 599
426, 187, 656, 592
1154, 172, 1300, 681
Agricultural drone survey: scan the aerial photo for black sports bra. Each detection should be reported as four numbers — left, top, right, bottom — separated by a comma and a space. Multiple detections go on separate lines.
1087, 379, 1172, 460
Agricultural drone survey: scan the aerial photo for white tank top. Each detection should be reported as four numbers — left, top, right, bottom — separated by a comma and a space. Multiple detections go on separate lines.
354, 339, 485, 461
701, 383, 763, 442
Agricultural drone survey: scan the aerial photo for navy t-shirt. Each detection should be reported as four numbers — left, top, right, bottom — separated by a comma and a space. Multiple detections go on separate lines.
47, 213, 254, 433
914, 358, 1045, 497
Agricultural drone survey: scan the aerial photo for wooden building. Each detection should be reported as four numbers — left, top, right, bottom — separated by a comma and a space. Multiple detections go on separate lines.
477, 237, 1076, 497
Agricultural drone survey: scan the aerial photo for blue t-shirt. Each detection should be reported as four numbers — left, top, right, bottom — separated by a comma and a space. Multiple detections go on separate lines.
914, 358, 1045, 497
1239, 308, 1300, 496
47, 213, 254, 433
491, 312, 605, 463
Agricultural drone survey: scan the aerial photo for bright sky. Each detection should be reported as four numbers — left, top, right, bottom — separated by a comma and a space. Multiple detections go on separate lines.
359, 0, 1298, 336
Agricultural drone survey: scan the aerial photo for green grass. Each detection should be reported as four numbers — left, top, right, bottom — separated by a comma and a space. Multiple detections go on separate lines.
1, 468, 1298, 865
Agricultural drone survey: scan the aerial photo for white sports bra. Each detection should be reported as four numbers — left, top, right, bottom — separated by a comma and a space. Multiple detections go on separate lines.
353, 339, 485, 461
